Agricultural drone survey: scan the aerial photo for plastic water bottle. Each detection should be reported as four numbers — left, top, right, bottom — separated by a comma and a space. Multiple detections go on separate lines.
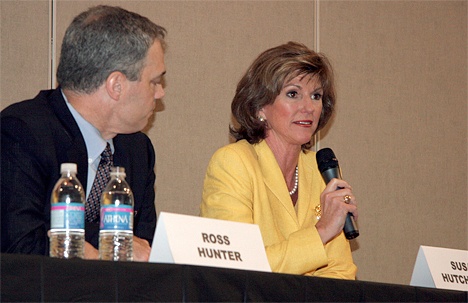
99, 166, 134, 261
49, 163, 85, 258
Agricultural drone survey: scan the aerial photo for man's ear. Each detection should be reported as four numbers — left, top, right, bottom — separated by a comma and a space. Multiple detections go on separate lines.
106, 71, 126, 100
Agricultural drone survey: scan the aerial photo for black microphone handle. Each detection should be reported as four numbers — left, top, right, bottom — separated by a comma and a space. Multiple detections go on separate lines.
321, 167, 359, 240
344, 215, 359, 240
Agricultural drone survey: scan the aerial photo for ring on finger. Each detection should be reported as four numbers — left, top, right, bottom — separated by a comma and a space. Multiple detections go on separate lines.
343, 195, 352, 204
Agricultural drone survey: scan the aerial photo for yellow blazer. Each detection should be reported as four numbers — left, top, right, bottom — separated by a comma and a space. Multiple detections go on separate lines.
200, 139, 357, 279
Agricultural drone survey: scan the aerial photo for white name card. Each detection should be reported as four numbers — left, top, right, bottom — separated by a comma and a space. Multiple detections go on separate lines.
149, 212, 271, 272
410, 245, 468, 291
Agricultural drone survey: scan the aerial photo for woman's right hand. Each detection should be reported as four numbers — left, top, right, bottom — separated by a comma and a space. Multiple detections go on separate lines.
315, 178, 358, 244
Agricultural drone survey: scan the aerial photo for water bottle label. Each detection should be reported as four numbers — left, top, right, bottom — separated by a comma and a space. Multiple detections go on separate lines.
100, 205, 133, 231
50, 202, 85, 229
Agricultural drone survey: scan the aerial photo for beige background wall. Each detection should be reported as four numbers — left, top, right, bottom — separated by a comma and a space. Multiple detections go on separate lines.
1, 0, 466, 285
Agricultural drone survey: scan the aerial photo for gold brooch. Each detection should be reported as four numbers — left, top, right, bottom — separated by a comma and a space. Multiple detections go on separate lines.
315, 204, 321, 220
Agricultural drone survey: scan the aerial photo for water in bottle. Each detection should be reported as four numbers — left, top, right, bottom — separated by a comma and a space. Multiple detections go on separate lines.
50, 163, 85, 258
99, 166, 134, 261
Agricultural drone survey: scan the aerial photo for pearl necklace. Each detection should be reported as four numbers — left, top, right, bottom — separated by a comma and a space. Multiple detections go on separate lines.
289, 166, 299, 196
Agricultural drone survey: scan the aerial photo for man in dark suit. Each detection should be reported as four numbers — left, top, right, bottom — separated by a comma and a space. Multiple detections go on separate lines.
1, 5, 167, 261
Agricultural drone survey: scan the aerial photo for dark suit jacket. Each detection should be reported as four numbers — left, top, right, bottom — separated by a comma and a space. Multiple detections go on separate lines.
1, 88, 157, 254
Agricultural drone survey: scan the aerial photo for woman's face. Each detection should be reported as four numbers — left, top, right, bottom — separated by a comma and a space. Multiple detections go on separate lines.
259, 74, 323, 149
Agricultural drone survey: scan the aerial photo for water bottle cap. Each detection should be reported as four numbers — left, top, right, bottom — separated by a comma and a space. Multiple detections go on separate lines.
60, 163, 77, 174
110, 166, 126, 177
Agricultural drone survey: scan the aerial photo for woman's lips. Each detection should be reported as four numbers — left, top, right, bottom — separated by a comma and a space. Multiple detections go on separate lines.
294, 120, 313, 126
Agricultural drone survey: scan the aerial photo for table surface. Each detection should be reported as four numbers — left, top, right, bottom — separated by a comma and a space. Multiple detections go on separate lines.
1, 253, 466, 302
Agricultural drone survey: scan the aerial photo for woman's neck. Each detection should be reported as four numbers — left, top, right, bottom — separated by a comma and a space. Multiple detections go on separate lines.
263, 138, 301, 197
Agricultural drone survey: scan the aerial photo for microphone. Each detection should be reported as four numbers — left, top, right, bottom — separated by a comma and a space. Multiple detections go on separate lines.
316, 148, 359, 240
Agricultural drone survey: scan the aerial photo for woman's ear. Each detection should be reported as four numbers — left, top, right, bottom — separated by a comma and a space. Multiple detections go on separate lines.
258, 109, 266, 121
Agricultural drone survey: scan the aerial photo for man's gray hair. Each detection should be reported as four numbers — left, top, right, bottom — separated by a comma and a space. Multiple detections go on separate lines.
57, 5, 166, 94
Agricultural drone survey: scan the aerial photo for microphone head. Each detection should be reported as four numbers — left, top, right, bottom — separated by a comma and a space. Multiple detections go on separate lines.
316, 148, 339, 173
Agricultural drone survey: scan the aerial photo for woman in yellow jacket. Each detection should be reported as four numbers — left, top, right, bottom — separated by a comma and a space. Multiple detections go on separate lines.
200, 42, 358, 279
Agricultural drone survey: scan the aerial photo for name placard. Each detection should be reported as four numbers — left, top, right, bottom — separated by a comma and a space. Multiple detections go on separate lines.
149, 212, 271, 272
410, 245, 468, 291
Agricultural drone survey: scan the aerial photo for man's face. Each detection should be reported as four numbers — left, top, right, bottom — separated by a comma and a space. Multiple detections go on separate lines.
117, 41, 166, 133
